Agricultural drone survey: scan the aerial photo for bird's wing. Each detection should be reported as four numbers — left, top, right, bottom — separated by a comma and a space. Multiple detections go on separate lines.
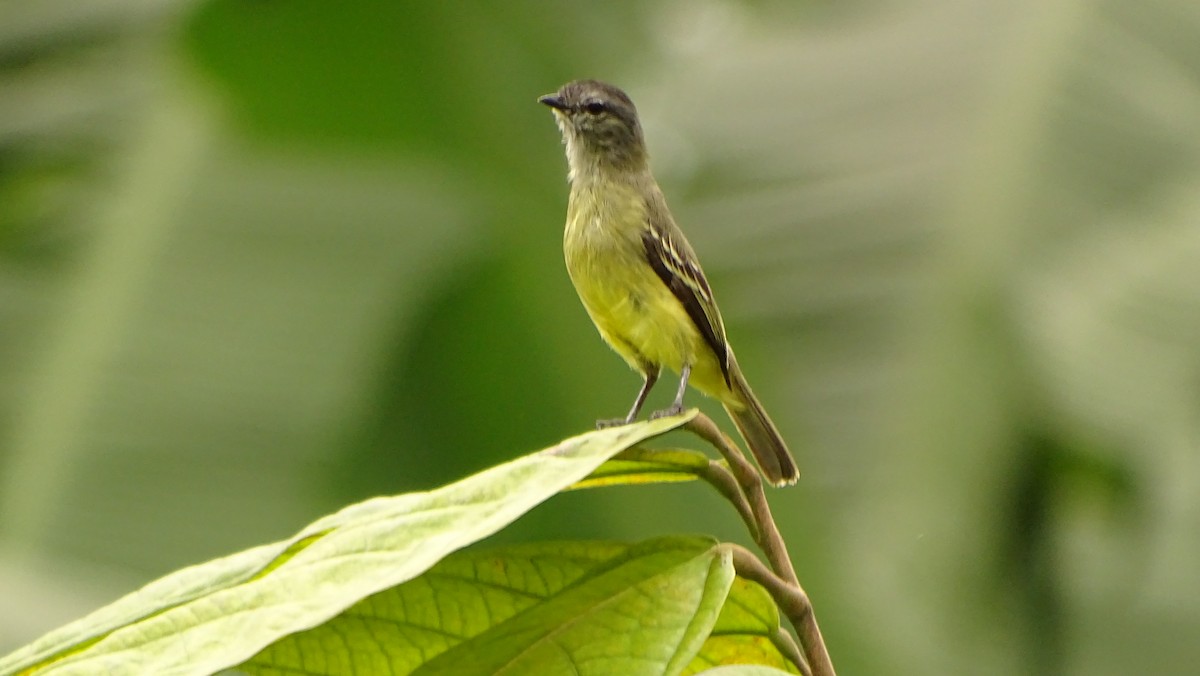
642, 219, 732, 385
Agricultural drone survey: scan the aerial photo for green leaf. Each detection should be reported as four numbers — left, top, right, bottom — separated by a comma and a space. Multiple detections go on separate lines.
571, 447, 712, 489
241, 542, 806, 676
696, 666, 796, 676
241, 539, 798, 676
0, 411, 697, 676
685, 577, 801, 675
240, 537, 733, 676
240, 540, 635, 675
408, 538, 730, 676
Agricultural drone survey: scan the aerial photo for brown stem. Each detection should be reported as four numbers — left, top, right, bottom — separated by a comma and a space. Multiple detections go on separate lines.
727, 544, 833, 676
686, 412, 836, 676
684, 413, 797, 584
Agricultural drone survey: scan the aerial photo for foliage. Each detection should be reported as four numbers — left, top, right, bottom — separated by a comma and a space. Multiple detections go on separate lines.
1, 413, 805, 676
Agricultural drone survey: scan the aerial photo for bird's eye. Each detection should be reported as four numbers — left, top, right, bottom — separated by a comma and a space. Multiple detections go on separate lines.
584, 101, 606, 115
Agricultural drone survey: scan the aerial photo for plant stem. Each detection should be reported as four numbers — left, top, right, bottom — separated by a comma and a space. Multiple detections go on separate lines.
727, 544, 833, 676
686, 412, 836, 676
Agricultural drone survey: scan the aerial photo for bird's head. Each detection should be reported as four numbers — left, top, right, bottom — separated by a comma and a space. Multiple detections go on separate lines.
540, 80, 648, 176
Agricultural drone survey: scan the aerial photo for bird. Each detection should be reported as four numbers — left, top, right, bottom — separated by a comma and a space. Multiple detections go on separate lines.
539, 79, 799, 486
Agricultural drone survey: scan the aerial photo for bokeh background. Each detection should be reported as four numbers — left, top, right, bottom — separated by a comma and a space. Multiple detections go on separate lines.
3, 0, 1200, 673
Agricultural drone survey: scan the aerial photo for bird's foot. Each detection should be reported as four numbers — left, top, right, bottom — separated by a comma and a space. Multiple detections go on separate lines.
649, 403, 685, 420
596, 416, 634, 429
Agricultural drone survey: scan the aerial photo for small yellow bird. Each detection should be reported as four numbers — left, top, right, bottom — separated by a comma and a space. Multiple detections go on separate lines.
540, 79, 799, 486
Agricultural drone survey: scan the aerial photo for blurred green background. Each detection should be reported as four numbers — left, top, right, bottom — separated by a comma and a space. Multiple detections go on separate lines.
3, 0, 1200, 673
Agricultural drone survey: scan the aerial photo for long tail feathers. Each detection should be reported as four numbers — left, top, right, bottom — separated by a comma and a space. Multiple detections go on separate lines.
724, 369, 799, 486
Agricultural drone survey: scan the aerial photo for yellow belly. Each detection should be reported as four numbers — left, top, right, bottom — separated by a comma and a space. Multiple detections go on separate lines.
580, 262, 695, 370
564, 187, 731, 401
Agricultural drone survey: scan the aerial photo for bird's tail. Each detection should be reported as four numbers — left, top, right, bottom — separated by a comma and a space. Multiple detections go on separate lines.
723, 366, 799, 486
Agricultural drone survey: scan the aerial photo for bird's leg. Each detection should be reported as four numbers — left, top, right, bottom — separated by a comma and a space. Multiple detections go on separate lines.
650, 362, 691, 420
597, 368, 659, 428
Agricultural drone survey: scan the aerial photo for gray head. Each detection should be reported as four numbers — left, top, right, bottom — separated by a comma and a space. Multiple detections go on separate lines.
539, 80, 648, 175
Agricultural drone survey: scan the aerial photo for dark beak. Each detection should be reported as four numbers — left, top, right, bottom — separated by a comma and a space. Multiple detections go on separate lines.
539, 94, 569, 111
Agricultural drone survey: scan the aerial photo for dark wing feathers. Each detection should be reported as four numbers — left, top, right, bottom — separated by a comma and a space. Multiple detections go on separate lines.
642, 223, 732, 385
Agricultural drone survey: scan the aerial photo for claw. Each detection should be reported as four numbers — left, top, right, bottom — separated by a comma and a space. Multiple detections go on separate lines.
649, 403, 685, 420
